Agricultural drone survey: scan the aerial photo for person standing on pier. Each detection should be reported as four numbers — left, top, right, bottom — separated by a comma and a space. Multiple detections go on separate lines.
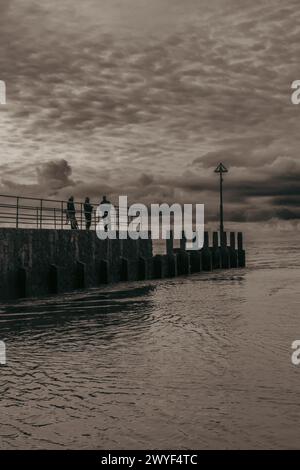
99, 195, 111, 232
66, 196, 78, 230
84, 197, 93, 230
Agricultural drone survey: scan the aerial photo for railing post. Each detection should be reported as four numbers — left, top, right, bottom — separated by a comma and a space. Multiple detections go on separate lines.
54, 208, 56, 229
36, 208, 39, 229
80, 203, 83, 230
16, 197, 19, 228
61, 201, 64, 229
40, 199, 43, 229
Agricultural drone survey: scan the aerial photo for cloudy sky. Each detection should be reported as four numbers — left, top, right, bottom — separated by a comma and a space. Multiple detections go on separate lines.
0, 0, 300, 225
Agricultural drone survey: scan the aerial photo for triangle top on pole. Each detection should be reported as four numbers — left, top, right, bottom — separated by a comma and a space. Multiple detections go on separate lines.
214, 162, 228, 174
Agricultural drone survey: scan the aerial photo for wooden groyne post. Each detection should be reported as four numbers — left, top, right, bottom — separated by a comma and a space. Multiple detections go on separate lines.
237, 232, 246, 267
211, 231, 222, 269
201, 231, 213, 271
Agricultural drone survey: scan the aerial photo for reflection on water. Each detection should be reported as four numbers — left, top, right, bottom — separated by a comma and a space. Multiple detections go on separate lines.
0, 237, 300, 449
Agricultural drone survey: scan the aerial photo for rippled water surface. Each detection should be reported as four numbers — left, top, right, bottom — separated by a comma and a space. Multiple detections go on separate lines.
0, 234, 300, 449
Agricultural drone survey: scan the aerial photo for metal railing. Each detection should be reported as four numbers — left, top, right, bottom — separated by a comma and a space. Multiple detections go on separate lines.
0, 194, 128, 230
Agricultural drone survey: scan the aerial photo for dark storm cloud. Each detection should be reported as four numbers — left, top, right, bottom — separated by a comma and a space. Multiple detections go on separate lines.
0, 0, 300, 224
0, 159, 75, 197
36, 159, 75, 193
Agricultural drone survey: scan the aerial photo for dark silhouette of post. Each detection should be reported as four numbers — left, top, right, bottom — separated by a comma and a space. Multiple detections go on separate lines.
214, 163, 228, 240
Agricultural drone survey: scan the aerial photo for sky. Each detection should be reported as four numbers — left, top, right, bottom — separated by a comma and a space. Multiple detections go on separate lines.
0, 0, 300, 226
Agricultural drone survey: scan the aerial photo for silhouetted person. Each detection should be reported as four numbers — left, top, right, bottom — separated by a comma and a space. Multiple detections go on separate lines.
99, 195, 111, 232
84, 197, 93, 230
66, 196, 78, 230
100, 195, 110, 206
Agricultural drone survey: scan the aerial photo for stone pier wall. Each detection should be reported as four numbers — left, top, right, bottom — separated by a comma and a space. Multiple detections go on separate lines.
0, 229, 152, 301
0, 228, 245, 301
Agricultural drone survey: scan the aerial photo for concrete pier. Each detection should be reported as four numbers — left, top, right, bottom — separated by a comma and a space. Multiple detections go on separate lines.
76, 261, 86, 289
153, 255, 164, 279
138, 257, 147, 280
0, 227, 246, 301
0, 228, 152, 301
17, 267, 29, 298
190, 251, 202, 274
49, 264, 60, 294
120, 257, 129, 282
167, 254, 178, 278
99, 259, 110, 284
177, 251, 191, 276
